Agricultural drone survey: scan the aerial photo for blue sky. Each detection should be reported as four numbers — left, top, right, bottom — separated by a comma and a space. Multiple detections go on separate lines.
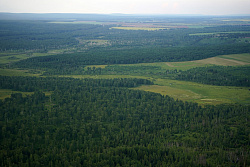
1, 0, 250, 15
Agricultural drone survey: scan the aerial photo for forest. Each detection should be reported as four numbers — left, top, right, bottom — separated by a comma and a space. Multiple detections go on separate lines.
0, 13, 249, 166
172, 66, 250, 87
0, 76, 249, 166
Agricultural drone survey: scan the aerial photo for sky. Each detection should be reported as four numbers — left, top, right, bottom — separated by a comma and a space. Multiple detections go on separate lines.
0, 0, 250, 15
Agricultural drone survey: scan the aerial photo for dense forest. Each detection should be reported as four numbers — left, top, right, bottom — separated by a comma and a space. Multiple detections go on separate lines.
0, 76, 249, 166
173, 66, 250, 87
0, 14, 250, 166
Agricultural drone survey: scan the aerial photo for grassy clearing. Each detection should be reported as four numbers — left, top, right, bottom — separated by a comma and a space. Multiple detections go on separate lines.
76, 38, 109, 44
48, 21, 104, 25
136, 78, 250, 105
165, 53, 250, 67
84, 65, 108, 70
193, 57, 249, 66
219, 53, 250, 63
0, 54, 28, 64
57, 74, 152, 80
189, 31, 250, 36
131, 85, 201, 102
0, 68, 41, 76
114, 62, 207, 71
0, 89, 52, 100
0, 51, 58, 66
110, 27, 167, 31
112, 53, 250, 73
0, 89, 34, 100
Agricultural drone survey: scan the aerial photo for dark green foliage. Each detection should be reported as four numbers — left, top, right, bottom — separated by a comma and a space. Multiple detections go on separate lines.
0, 76, 153, 92
0, 20, 103, 51
174, 66, 250, 87
0, 77, 249, 166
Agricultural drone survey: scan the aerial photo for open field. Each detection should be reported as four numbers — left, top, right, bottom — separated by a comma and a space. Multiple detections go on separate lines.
189, 31, 250, 36
59, 74, 151, 80
191, 57, 250, 66
0, 89, 52, 100
110, 27, 168, 31
0, 68, 41, 76
165, 53, 250, 68
0, 89, 34, 100
109, 53, 250, 73
133, 79, 250, 105
49, 21, 104, 25
219, 53, 250, 63
0, 51, 59, 66
84, 65, 108, 69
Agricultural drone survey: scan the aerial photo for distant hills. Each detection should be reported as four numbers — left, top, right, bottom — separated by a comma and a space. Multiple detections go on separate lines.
1, 12, 249, 21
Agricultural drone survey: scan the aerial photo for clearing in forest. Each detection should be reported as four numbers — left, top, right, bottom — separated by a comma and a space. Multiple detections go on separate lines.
165, 53, 250, 68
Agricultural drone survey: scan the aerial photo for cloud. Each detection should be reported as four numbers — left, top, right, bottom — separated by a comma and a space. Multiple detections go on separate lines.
162, 2, 169, 8
0, 0, 250, 15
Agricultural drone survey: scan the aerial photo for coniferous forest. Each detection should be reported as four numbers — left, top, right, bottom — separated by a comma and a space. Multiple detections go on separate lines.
0, 13, 249, 166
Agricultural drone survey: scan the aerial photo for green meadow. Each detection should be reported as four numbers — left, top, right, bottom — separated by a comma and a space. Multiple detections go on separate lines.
139, 78, 250, 105
189, 31, 250, 36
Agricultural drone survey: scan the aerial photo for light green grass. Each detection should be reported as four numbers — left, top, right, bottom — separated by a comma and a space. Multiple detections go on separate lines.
0, 89, 34, 100
0, 51, 58, 65
84, 65, 108, 70
136, 78, 250, 105
189, 31, 250, 36
0, 54, 28, 64
110, 27, 167, 31
58, 74, 151, 80
0, 89, 52, 100
49, 21, 104, 25
219, 53, 250, 63
0, 68, 41, 76
111, 53, 250, 72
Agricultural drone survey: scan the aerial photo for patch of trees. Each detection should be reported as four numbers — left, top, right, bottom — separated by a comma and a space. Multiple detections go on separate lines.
173, 66, 250, 87
0, 76, 153, 92
0, 76, 249, 166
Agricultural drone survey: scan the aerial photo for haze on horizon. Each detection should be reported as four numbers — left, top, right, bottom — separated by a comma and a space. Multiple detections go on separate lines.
0, 0, 250, 16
